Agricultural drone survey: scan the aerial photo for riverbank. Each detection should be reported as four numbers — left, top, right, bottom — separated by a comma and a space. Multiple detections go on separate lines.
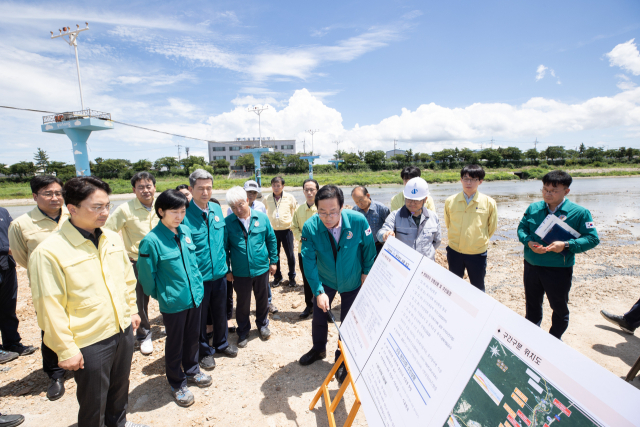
2, 165, 640, 201
0, 203, 638, 427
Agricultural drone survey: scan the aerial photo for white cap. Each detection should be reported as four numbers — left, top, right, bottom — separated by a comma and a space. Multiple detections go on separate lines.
243, 180, 261, 193
403, 177, 430, 200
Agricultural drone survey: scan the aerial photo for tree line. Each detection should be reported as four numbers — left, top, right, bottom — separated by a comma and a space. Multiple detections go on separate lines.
2, 144, 639, 182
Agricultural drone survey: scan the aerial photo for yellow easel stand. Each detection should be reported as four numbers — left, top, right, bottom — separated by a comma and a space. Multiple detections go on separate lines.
309, 340, 362, 427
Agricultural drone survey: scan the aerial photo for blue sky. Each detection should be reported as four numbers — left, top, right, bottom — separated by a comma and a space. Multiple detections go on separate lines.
1, 0, 640, 165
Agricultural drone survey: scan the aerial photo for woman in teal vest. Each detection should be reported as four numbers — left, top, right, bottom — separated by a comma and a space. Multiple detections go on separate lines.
137, 190, 209, 408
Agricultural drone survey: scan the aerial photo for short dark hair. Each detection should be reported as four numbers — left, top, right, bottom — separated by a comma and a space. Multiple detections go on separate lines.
131, 171, 156, 188
542, 170, 572, 188
461, 164, 485, 180
302, 179, 319, 190
176, 184, 189, 191
351, 185, 368, 196
63, 177, 112, 207
30, 175, 63, 194
155, 189, 189, 219
209, 197, 221, 206
401, 166, 421, 180
271, 176, 285, 186
315, 185, 344, 208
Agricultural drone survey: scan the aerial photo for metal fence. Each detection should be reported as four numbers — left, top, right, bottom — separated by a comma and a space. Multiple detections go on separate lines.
42, 109, 111, 124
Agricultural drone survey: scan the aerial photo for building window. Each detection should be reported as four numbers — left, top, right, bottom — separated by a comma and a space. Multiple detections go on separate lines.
281, 145, 294, 150
212, 156, 226, 160
229, 146, 241, 151
211, 147, 226, 151
230, 155, 239, 160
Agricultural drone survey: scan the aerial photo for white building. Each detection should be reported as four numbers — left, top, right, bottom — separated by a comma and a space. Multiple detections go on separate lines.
208, 138, 297, 166
386, 149, 406, 158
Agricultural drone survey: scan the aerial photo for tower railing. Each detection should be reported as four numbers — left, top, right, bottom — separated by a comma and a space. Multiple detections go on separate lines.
43, 109, 111, 124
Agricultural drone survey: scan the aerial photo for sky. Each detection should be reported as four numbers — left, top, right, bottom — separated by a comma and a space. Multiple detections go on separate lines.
1, 0, 640, 165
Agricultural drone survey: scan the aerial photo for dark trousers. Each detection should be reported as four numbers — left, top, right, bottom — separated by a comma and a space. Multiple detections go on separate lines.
0, 267, 21, 347
200, 278, 229, 357
298, 253, 313, 309
162, 305, 202, 389
312, 285, 360, 359
446, 246, 487, 292
74, 325, 134, 427
41, 330, 65, 380
523, 260, 573, 340
226, 280, 234, 320
234, 271, 270, 338
131, 261, 151, 341
274, 229, 296, 282
624, 297, 640, 329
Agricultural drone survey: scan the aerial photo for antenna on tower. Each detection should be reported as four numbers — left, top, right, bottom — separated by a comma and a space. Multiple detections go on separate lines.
534, 137, 538, 150
306, 129, 319, 153
50, 22, 90, 110
490, 137, 494, 149
185, 147, 190, 158
176, 144, 183, 161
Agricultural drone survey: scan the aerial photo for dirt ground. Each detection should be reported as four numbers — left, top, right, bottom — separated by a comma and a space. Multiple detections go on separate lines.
1, 207, 640, 427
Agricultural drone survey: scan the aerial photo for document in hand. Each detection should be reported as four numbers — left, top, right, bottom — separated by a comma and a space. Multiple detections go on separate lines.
535, 214, 580, 254
337, 237, 640, 427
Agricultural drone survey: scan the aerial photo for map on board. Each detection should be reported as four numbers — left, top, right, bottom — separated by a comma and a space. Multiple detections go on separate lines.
443, 337, 604, 427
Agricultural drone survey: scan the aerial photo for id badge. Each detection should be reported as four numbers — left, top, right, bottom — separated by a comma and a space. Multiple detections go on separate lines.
275, 211, 279, 219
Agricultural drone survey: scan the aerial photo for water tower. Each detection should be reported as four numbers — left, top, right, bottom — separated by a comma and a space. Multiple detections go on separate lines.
42, 23, 113, 176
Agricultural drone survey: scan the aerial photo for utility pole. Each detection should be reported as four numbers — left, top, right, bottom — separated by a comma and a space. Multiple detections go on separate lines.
534, 137, 538, 151
176, 144, 182, 161
185, 147, 190, 158
51, 23, 90, 111
490, 137, 494, 149
394, 139, 398, 155
302, 138, 306, 154
334, 140, 341, 158
306, 129, 319, 153
248, 105, 269, 147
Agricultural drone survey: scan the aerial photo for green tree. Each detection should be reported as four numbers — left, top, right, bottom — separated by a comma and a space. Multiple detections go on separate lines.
212, 158, 230, 169
525, 148, 539, 162
543, 146, 566, 162
9, 161, 37, 178
404, 149, 414, 163
565, 149, 579, 158
93, 159, 131, 177
579, 143, 586, 158
479, 148, 502, 166
180, 156, 205, 173
500, 147, 523, 163
626, 147, 639, 161
235, 154, 256, 170
0, 163, 9, 175
343, 153, 363, 169
132, 159, 153, 171
584, 147, 604, 161
334, 150, 347, 160
617, 147, 627, 161
262, 152, 285, 170
47, 161, 75, 177
363, 150, 386, 170
604, 149, 619, 160
154, 156, 179, 172
283, 154, 307, 173
458, 148, 479, 163
418, 153, 432, 163
33, 148, 49, 172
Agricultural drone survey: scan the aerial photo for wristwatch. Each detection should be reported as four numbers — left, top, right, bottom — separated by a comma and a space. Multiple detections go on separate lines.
564, 241, 569, 248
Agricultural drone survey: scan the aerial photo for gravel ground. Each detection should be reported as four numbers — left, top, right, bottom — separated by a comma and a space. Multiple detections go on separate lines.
1, 208, 639, 427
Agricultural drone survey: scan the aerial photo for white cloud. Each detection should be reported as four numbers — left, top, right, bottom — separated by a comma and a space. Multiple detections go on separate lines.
536, 64, 561, 84
606, 38, 640, 75
616, 74, 637, 91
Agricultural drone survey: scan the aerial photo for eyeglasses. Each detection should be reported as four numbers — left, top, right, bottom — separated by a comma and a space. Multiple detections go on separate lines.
462, 178, 479, 183
38, 191, 63, 198
318, 212, 340, 218
541, 188, 565, 196
81, 203, 114, 213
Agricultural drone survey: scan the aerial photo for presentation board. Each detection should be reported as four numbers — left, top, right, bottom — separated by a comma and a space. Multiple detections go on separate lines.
339, 237, 640, 427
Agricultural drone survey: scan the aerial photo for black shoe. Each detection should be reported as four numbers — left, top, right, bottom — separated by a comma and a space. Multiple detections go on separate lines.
299, 306, 313, 319
219, 345, 238, 357
271, 279, 282, 288
259, 326, 271, 340
288, 281, 297, 288
199, 355, 216, 370
0, 350, 18, 365
0, 413, 25, 427
237, 336, 249, 348
47, 378, 65, 401
600, 310, 636, 334
335, 363, 348, 385
268, 303, 279, 314
206, 331, 213, 340
299, 348, 326, 366
2, 343, 37, 357
228, 326, 237, 334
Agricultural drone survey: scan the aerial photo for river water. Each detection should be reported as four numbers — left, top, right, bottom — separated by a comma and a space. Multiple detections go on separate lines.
4, 177, 640, 236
